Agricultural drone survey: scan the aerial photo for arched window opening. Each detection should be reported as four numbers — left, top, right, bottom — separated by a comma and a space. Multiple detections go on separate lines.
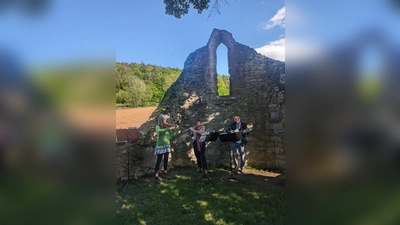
216, 44, 230, 96
356, 44, 383, 101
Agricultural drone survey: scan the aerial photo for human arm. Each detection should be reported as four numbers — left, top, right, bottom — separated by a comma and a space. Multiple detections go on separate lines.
198, 125, 205, 134
156, 125, 173, 135
191, 126, 205, 135
226, 123, 234, 133
241, 123, 250, 134
169, 128, 177, 136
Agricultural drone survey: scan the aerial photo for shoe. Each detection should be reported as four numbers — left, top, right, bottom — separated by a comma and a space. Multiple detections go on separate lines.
197, 168, 202, 173
155, 177, 162, 184
241, 167, 245, 174
234, 169, 238, 175
204, 169, 208, 174
163, 173, 171, 179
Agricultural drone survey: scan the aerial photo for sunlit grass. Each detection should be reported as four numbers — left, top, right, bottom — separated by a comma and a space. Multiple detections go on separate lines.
116, 168, 284, 225
197, 200, 208, 207
250, 191, 261, 199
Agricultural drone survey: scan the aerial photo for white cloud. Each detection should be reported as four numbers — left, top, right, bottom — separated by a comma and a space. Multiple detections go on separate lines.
255, 38, 285, 62
264, 7, 285, 30
286, 39, 322, 62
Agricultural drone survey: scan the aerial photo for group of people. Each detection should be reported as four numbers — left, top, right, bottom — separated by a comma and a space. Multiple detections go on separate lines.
153, 114, 249, 184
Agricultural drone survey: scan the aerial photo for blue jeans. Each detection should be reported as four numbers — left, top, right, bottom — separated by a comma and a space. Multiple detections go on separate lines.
231, 142, 245, 170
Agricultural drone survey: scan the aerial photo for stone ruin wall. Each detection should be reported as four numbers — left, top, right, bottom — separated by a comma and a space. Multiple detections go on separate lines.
116, 29, 285, 180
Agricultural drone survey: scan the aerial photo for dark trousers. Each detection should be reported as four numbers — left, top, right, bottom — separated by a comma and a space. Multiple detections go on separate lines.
193, 141, 207, 170
155, 152, 169, 175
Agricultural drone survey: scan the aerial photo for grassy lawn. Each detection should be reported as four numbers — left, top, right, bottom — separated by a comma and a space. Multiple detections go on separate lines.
116, 168, 284, 225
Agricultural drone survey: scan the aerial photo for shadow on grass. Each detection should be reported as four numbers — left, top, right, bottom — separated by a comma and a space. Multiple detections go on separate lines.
116, 167, 284, 225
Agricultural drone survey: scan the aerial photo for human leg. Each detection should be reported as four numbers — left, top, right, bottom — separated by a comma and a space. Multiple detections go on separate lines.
231, 143, 239, 172
154, 154, 163, 183
239, 145, 246, 173
155, 154, 163, 175
200, 142, 208, 171
193, 141, 202, 171
163, 152, 169, 171
163, 152, 171, 178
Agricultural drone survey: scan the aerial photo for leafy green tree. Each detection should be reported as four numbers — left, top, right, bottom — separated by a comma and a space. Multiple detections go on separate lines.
116, 89, 132, 105
164, 77, 175, 91
127, 76, 152, 107
153, 75, 166, 91
164, 0, 229, 19
148, 82, 164, 103
221, 74, 230, 89
116, 62, 181, 107
217, 75, 229, 96
133, 70, 144, 79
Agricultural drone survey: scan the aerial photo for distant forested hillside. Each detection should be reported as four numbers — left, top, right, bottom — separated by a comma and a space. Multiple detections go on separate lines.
116, 62, 181, 107
116, 62, 230, 107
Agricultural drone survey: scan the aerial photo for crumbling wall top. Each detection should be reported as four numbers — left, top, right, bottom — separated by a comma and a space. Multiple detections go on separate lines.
207, 28, 236, 50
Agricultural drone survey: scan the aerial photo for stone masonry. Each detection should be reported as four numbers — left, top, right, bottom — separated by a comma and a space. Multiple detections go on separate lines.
116, 29, 285, 180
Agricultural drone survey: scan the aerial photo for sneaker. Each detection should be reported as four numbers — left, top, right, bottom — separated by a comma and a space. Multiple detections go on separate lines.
241, 167, 245, 174
163, 173, 171, 179
155, 177, 162, 184
197, 168, 202, 173
204, 169, 208, 174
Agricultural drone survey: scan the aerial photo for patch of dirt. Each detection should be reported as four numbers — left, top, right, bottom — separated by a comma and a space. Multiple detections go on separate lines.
117, 167, 284, 188
116, 106, 156, 129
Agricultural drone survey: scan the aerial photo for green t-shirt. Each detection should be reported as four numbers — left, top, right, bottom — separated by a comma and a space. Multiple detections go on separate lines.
156, 125, 175, 146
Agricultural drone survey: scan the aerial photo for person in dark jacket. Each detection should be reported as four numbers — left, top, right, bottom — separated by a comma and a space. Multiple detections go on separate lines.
226, 115, 249, 174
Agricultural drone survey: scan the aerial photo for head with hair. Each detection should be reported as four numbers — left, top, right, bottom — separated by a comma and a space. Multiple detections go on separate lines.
158, 114, 169, 128
234, 115, 241, 124
195, 119, 202, 126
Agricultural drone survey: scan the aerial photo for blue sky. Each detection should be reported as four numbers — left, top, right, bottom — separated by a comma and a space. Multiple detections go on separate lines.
1, 0, 398, 76
0, 0, 115, 70
0, 0, 285, 75
116, 0, 285, 76
286, 0, 400, 72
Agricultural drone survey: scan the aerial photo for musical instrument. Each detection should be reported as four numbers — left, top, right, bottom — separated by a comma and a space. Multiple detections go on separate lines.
229, 127, 253, 134
181, 126, 195, 133
163, 120, 179, 130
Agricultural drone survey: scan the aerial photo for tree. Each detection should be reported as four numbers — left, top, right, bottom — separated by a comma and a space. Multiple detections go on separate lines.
116, 89, 132, 105
116, 62, 181, 107
163, 77, 175, 91
127, 76, 152, 107
148, 82, 164, 103
164, 0, 229, 19
217, 75, 229, 96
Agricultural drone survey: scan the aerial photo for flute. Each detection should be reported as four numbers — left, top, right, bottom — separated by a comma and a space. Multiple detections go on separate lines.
182, 126, 195, 133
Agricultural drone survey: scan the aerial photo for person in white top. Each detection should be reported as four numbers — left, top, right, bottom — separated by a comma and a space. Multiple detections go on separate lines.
190, 120, 208, 173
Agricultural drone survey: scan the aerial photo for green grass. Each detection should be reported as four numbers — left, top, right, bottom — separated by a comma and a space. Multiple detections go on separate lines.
116, 168, 284, 225
0, 172, 114, 225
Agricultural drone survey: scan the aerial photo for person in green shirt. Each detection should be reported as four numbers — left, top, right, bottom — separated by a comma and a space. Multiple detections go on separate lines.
154, 114, 178, 184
